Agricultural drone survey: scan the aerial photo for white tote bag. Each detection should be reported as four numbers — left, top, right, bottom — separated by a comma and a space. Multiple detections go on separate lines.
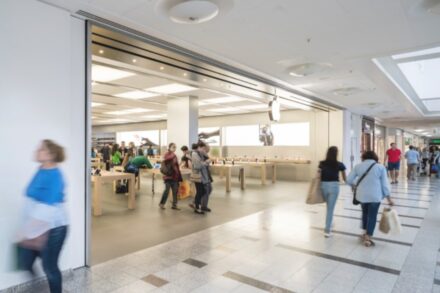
388, 208, 402, 235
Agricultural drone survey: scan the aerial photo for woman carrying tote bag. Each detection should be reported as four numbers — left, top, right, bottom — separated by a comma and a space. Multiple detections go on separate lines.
347, 151, 394, 247
318, 146, 347, 238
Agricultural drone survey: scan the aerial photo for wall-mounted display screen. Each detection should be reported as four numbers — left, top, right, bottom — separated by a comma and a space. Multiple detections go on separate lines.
199, 127, 221, 146
271, 122, 310, 146
224, 125, 260, 146
116, 130, 160, 146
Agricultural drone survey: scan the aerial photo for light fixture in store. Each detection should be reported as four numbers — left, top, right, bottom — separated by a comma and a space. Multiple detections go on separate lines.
91, 102, 104, 107
207, 107, 243, 113
237, 104, 268, 110
142, 114, 167, 119
106, 108, 154, 115
132, 59, 137, 63
183, 72, 188, 77
92, 65, 135, 82
199, 96, 246, 105
288, 62, 333, 77
146, 83, 197, 94
100, 118, 131, 123
114, 90, 158, 100
168, 0, 219, 24
160, 66, 165, 70
269, 97, 280, 122
99, 49, 104, 54
415, 129, 425, 132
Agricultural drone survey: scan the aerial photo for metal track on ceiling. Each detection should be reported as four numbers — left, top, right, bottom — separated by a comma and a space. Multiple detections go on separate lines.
77, 10, 339, 112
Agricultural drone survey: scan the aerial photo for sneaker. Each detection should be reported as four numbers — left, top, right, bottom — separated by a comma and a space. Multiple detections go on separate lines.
194, 209, 205, 215
201, 207, 211, 212
159, 204, 165, 210
324, 232, 332, 238
171, 206, 181, 210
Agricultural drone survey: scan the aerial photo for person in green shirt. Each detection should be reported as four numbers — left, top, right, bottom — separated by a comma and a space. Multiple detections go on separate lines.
111, 144, 122, 166
129, 149, 153, 169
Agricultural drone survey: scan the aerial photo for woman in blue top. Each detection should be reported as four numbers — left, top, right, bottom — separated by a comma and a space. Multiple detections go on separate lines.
347, 151, 394, 247
18, 139, 68, 293
319, 146, 346, 238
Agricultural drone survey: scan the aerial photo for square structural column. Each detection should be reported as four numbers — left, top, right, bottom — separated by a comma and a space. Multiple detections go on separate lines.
167, 96, 199, 150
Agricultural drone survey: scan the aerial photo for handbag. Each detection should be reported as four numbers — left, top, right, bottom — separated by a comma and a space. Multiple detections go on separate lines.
190, 171, 202, 183
306, 171, 325, 205
379, 209, 391, 234
352, 163, 376, 205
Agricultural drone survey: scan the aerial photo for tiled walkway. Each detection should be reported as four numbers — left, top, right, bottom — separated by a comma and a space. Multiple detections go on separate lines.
10, 177, 440, 292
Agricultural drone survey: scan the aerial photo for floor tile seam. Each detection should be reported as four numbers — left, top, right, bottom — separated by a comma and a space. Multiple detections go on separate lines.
222, 271, 295, 293
276, 243, 401, 276
333, 214, 421, 229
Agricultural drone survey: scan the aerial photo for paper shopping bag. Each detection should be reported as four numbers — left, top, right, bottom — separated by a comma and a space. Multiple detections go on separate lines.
306, 177, 325, 205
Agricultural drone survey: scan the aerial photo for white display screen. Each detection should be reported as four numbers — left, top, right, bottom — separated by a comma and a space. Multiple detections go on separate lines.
224, 125, 260, 146
271, 122, 310, 146
116, 130, 160, 146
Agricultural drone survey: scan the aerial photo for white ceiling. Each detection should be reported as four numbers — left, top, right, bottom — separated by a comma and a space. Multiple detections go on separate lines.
43, 0, 440, 134
91, 62, 295, 125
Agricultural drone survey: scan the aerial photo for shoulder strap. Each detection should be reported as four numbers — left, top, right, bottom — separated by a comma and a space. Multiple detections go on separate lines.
356, 163, 376, 186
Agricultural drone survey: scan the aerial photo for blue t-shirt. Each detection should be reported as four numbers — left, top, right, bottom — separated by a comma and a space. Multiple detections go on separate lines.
26, 168, 65, 205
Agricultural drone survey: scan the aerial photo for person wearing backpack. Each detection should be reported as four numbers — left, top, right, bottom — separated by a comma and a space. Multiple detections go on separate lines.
159, 143, 182, 210
347, 151, 394, 247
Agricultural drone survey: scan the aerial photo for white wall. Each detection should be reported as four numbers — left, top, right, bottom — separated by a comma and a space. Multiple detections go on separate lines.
0, 0, 85, 289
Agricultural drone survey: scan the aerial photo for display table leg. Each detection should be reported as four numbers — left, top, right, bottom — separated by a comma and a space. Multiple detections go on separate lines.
261, 165, 267, 185
128, 176, 135, 210
93, 179, 102, 216
240, 168, 246, 190
272, 165, 276, 183
226, 168, 232, 192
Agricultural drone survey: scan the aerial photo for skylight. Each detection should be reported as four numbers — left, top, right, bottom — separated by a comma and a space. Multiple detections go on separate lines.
146, 83, 197, 94
106, 108, 153, 115
398, 58, 440, 99
92, 65, 135, 82
392, 46, 440, 60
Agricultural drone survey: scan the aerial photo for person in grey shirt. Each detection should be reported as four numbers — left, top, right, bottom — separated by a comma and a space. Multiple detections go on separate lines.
347, 151, 394, 247
405, 145, 420, 181
191, 141, 211, 214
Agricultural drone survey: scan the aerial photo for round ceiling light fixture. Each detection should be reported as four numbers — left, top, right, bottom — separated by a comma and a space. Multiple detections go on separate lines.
288, 62, 333, 77
169, 0, 219, 24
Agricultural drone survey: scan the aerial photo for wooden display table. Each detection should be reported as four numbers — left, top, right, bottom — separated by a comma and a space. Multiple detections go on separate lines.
112, 165, 141, 190
91, 171, 135, 216
234, 161, 276, 185
210, 164, 246, 192
91, 158, 102, 169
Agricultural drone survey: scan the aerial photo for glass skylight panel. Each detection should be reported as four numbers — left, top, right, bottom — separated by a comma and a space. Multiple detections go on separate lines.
92, 65, 135, 82
392, 47, 440, 60
398, 58, 440, 99
146, 83, 197, 94
423, 99, 440, 111
114, 90, 158, 100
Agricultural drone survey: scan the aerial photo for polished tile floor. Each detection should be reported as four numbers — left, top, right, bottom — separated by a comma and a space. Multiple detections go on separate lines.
9, 175, 440, 292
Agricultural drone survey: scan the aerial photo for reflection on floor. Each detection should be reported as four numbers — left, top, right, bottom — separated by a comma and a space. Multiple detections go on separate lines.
92, 174, 307, 264
27, 177, 440, 292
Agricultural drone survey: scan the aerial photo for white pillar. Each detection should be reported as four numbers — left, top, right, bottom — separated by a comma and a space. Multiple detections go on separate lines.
167, 96, 198, 151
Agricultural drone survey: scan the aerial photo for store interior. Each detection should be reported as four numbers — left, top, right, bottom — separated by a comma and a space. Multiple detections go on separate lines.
89, 25, 343, 265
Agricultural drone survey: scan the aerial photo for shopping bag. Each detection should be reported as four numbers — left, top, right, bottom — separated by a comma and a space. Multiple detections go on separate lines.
306, 177, 325, 204
388, 209, 402, 234
379, 209, 391, 234
178, 180, 191, 199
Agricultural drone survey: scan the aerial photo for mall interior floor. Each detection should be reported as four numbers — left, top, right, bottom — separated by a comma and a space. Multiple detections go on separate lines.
13, 175, 440, 293
91, 174, 306, 264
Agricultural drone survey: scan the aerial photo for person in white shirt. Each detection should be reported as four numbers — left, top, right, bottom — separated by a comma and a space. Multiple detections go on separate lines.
405, 145, 420, 180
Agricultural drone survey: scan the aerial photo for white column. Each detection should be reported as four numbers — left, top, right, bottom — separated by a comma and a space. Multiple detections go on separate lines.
167, 96, 199, 150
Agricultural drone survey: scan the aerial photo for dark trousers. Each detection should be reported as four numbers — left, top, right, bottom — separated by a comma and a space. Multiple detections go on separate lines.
160, 180, 179, 206
361, 203, 381, 236
201, 183, 212, 209
18, 226, 68, 293
194, 183, 205, 209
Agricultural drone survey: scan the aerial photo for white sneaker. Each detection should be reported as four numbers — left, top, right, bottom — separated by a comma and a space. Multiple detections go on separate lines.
324, 232, 332, 238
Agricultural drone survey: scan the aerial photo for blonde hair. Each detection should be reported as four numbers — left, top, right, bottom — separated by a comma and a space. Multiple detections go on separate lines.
42, 139, 65, 163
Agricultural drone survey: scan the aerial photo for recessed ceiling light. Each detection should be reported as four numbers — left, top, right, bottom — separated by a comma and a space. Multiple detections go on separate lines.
169, 0, 219, 24
202, 78, 208, 82
237, 104, 268, 110
183, 72, 188, 77
92, 65, 135, 82
106, 108, 154, 115
207, 107, 243, 113
160, 66, 165, 70
91, 102, 104, 107
132, 59, 137, 63
415, 129, 425, 132
146, 83, 197, 94
142, 114, 167, 119
199, 96, 246, 105
114, 90, 158, 100
288, 63, 333, 77
99, 49, 104, 54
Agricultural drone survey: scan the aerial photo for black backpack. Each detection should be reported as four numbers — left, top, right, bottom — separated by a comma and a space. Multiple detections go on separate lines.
160, 161, 174, 176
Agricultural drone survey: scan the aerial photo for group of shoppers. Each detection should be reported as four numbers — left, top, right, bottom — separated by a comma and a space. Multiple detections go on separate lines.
159, 141, 213, 214
319, 146, 394, 247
